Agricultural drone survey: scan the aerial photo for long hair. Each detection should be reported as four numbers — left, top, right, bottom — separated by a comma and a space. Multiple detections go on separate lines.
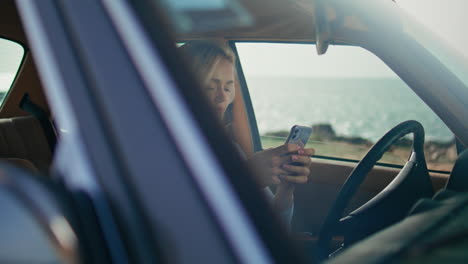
178, 41, 236, 125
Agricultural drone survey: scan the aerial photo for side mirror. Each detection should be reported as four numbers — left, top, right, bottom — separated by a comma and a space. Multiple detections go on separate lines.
0, 162, 80, 264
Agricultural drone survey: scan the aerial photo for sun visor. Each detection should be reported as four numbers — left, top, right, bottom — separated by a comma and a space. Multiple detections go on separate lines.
160, 0, 253, 34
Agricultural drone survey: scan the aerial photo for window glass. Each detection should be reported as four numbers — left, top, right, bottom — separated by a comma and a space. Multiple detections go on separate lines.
236, 43, 455, 171
0, 38, 24, 104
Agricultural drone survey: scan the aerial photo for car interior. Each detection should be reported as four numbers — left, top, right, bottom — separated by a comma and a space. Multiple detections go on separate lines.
174, 0, 452, 240
0, 2, 55, 173
0, 0, 467, 263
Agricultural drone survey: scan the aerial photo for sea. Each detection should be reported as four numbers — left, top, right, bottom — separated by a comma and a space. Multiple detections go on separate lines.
246, 76, 454, 143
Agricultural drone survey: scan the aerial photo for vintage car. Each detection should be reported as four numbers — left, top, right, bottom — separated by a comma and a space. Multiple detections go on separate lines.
0, 0, 467, 263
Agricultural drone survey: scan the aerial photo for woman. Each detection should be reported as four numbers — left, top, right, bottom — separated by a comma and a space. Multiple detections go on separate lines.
179, 41, 314, 226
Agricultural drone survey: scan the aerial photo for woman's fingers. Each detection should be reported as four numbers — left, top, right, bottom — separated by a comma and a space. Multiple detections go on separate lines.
271, 167, 289, 176
251, 144, 314, 186
273, 143, 301, 156
270, 146, 313, 169
299, 147, 315, 156
273, 144, 315, 157
289, 154, 312, 166
271, 154, 297, 167
279, 175, 309, 184
282, 163, 310, 177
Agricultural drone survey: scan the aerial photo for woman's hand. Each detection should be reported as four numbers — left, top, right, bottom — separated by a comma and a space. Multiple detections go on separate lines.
247, 144, 314, 188
275, 145, 314, 211
279, 147, 314, 185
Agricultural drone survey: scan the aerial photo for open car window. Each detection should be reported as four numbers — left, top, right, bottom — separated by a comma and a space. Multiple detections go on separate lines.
236, 42, 456, 172
0, 38, 24, 105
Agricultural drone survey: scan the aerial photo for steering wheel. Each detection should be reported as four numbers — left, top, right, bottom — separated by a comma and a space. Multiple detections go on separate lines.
316, 120, 434, 261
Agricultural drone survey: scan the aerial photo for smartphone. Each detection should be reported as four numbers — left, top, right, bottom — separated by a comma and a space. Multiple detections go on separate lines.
285, 125, 312, 148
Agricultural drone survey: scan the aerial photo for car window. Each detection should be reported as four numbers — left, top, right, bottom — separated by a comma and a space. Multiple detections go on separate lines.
236, 42, 456, 172
0, 38, 24, 105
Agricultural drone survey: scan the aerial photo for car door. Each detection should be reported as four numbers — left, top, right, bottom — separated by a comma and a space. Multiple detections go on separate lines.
16, 0, 305, 263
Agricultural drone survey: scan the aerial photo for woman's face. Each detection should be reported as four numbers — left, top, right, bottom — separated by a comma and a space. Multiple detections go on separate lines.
204, 58, 235, 120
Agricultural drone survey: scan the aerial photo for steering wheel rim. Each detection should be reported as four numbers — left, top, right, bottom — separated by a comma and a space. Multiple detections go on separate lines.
316, 120, 426, 260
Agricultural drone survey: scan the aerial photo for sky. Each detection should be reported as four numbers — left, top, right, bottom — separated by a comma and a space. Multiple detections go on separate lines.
236, 0, 468, 78
236, 43, 393, 78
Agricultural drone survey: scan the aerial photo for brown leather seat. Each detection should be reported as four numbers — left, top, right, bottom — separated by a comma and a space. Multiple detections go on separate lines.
0, 115, 52, 172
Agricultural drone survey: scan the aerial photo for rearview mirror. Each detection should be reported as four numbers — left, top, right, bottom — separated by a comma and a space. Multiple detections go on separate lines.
313, 0, 331, 55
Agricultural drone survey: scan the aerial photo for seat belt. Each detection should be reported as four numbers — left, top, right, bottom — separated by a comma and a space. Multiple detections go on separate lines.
19, 94, 57, 153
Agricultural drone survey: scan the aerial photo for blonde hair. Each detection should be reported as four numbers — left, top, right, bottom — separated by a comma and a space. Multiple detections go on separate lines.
179, 41, 236, 85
